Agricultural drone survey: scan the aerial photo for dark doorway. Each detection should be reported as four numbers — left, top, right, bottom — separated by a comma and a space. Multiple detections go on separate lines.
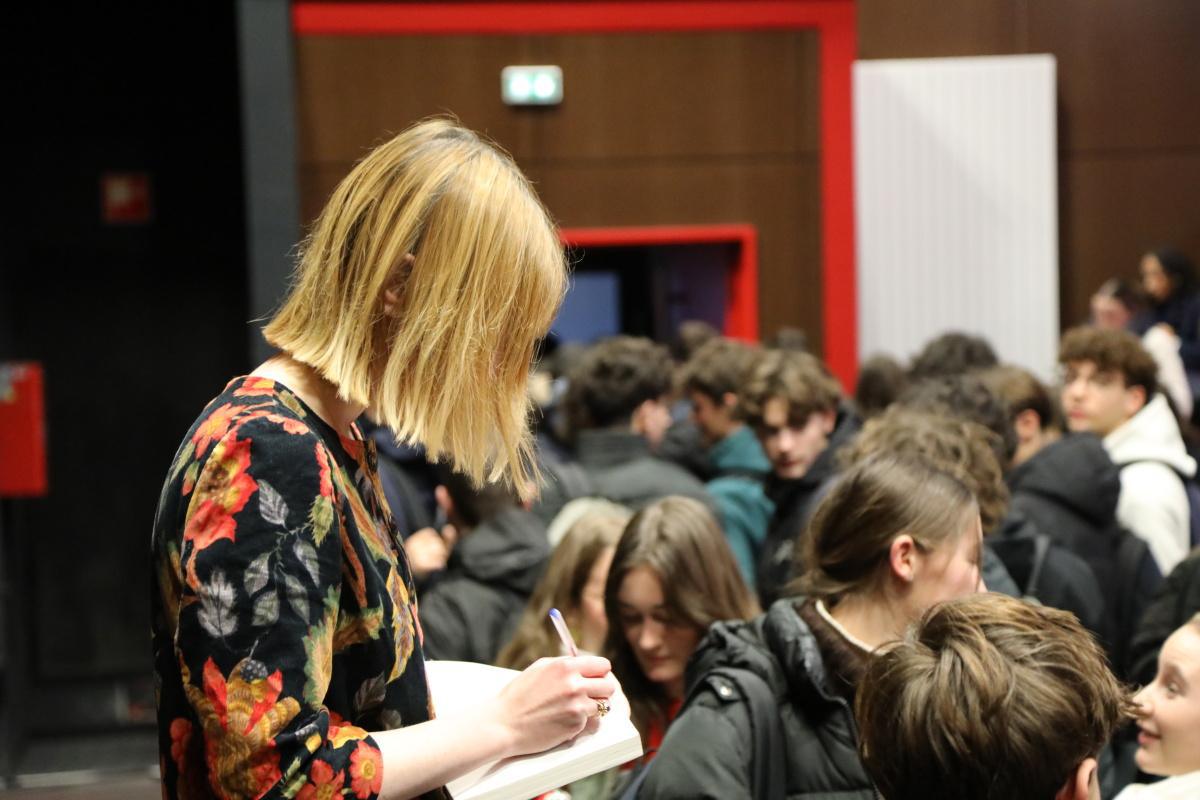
554, 243, 739, 345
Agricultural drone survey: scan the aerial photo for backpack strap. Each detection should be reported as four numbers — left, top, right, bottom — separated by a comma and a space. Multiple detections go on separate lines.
690, 667, 786, 800
1024, 534, 1053, 600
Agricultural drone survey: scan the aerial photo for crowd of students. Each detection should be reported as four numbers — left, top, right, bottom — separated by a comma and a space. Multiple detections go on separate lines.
152, 120, 1198, 800
379, 257, 1200, 799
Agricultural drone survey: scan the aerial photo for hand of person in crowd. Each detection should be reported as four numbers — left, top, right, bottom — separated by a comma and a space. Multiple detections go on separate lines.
489, 655, 617, 757
405, 525, 457, 578
1153, 321, 1178, 338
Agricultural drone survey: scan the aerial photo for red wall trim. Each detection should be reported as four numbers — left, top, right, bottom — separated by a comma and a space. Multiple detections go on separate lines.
293, 0, 858, 385
559, 224, 759, 341
297, 2, 848, 35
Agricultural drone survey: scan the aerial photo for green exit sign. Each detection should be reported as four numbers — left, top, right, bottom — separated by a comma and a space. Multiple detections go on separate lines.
501, 65, 563, 106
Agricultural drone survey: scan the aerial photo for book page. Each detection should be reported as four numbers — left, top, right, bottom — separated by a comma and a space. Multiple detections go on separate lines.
425, 661, 643, 800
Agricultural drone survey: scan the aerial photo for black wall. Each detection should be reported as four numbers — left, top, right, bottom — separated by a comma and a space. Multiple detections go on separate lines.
9, 4, 249, 696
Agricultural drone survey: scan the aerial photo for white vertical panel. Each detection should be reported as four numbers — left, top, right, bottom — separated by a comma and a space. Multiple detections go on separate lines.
854, 55, 1058, 377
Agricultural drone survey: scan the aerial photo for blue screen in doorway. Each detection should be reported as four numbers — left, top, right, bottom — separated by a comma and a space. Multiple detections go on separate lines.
552, 271, 620, 344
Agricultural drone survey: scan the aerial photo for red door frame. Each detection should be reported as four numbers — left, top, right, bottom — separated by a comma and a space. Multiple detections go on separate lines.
559, 224, 758, 341
294, 1, 858, 384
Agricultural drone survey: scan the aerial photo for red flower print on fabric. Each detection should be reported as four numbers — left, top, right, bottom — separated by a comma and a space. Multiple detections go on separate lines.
297, 759, 345, 800
191, 403, 241, 459
349, 740, 383, 799
233, 377, 278, 398
169, 718, 192, 772
183, 436, 257, 552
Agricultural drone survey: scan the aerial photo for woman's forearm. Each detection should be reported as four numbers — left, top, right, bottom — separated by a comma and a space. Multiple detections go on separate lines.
374, 700, 514, 799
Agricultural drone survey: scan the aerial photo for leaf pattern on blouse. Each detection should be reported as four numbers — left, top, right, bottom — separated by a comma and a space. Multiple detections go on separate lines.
151, 377, 447, 800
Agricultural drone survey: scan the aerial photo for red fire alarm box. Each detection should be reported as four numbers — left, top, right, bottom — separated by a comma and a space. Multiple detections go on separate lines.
0, 363, 48, 497
101, 172, 153, 225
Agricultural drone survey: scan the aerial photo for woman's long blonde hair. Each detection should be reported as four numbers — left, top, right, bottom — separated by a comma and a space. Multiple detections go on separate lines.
264, 118, 565, 495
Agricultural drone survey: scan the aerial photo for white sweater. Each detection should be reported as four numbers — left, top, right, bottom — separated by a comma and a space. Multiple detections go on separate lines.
1104, 393, 1196, 575
1115, 771, 1200, 799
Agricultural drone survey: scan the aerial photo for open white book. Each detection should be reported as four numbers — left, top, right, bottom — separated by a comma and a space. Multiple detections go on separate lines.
425, 660, 643, 800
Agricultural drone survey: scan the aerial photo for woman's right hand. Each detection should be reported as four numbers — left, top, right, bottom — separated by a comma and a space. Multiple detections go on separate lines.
487, 656, 617, 757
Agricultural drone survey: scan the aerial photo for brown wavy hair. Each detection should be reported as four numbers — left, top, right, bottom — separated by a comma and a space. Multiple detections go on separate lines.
740, 349, 841, 429
603, 497, 759, 742
856, 593, 1135, 800
840, 408, 1008, 536
1058, 325, 1159, 399
678, 337, 758, 404
797, 453, 978, 602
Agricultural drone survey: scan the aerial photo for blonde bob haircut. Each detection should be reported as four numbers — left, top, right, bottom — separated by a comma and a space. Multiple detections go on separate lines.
264, 118, 566, 496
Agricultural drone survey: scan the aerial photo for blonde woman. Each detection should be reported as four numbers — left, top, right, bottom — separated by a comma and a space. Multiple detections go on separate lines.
151, 119, 616, 800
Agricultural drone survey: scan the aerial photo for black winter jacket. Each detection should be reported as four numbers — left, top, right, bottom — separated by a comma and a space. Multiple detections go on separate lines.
1129, 549, 1200, 684
1008, 434, 1122, 558
417, 508, 549, 663
757, 408, 861, 607
988, 508, 1108, 636
1008, 434, 1162, 674
638, 599, 877, 800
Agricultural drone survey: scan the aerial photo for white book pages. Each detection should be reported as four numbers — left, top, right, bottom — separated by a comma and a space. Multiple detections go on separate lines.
424, 660, 643, 800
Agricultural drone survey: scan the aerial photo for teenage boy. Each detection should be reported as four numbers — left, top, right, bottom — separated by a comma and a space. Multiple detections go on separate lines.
856, 593, 1134, 800
984, 364, 1162, 676
559, 336, 713, 512
1059, 326, 1196, 574
741, 349, 859, 605
679, 337, 773, 587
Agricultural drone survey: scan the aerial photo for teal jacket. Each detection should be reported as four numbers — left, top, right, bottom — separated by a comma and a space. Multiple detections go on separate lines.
707, 426, 774, 589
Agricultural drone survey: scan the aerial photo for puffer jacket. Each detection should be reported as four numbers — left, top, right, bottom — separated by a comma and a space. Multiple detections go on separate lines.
417, 508, 549, 663
638, 599, 878, 800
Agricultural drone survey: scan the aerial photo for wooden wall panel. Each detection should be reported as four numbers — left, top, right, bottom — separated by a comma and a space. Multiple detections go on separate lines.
295, 35, 537, 165
1060, 153, 1200, 326
526, 32, 818, 160
296, 30, 822, 346
1027, 0, 1200, 152
858, 0, 1024, 60
857, 0, 1200, 337
523, 160, 821, 343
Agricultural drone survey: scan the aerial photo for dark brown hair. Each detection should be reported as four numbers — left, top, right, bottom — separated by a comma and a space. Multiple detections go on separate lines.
908, 332, 998, 381
678, 337, 758, 404
1058, 326, 1159, 399
856, 593, 1135, 800
603, 497, 759, 741
495, 509, 629, 670
854, 354, 908, 420
566, 336, 674, 432
741, 349, 841, 429
980, 364, 1059, 433
798, 453, 978, 602
841, 408, 1009, 536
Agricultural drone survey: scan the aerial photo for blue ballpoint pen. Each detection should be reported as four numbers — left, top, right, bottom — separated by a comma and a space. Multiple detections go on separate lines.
548, 607, 579, 657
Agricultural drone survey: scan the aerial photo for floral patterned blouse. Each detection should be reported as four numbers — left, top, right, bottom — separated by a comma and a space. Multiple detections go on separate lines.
152, 376, 448, 800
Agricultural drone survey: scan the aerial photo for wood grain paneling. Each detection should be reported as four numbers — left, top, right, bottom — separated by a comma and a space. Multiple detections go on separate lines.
297, 30, 823, 343
295, 35, 537, 164
528, 31, 818, 160
1060, 153, 1200, 326
1027, 0, 1200, 152
857, 0, 1025, 60
524, 159, 822, 349
857, 0, 1200, 338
